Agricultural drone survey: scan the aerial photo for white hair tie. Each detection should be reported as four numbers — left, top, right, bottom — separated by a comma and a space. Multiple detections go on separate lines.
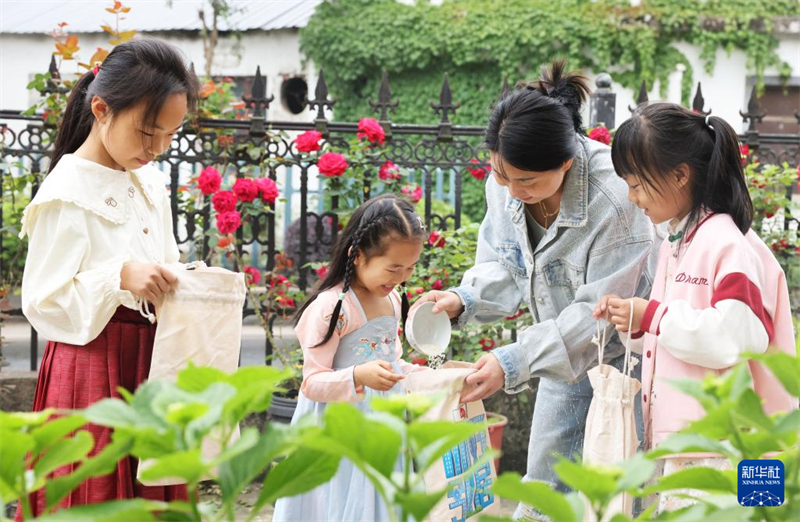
705, 114, 715, 132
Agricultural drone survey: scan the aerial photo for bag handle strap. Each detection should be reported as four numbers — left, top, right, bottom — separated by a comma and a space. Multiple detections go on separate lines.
622, 298, 635, 377
594, 311, 609, 366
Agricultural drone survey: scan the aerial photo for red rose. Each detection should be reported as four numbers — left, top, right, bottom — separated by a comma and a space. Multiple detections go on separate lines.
428, 230, 445, 248
278, 296, 295, 310
765, 211, 775, 219
796, 166, 800, 181
318, 152, 348, 177
415, 287, 424, 295
588, 126, 611, 145
740, 144, 750, 165
379, 161, 402, 182
295, 130, 323, 153
233, 178, 259, 203
401, 184, 423, 204
431, 279, 444, 291
242, 266, 261, 286
479, 338, 496, 351
357, 118, 385, 145
270, 274, 289, 290
217, 235, 233, 248
217, 135, 234, 148
412, 357, 428, 366
467, 158, 489, 181
216, 211, 242, 234
315, 264, 328, 279
198, 166, 222, 195
257, 177, 279, 204
212, 190, 237, 213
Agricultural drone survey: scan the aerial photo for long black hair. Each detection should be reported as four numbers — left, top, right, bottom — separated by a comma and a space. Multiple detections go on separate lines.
50, 38, 199, 173
294, 194, 426, 347
611, 102, 753, 234
485, 60, 591, 176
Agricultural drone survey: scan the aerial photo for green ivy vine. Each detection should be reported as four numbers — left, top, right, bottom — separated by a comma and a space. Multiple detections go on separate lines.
300, 0, 800, 125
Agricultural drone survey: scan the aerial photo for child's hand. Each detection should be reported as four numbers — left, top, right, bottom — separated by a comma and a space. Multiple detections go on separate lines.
120, 262, 177, 304
605, 297, 648, 333
593, 294, 620, 318
354, 360, 405, 392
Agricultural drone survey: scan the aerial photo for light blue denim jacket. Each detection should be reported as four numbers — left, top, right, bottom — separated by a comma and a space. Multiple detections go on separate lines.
451, 136, 656, 391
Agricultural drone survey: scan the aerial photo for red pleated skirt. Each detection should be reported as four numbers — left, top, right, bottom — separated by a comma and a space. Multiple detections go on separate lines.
16, 307, 188, 520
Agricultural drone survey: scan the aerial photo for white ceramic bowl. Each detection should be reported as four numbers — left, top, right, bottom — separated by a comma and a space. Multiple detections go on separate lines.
406, 301, 451, 356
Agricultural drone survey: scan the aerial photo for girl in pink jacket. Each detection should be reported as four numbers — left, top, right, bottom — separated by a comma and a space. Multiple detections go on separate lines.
595, 103, 796, 508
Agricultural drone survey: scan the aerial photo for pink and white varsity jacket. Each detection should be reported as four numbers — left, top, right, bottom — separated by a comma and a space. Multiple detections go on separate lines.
636, 213, 797, 448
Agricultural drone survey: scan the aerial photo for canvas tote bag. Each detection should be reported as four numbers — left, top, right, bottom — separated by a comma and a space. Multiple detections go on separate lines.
403, 360, 500, 522
138, 262, 247, 485
582, 301, 641, 521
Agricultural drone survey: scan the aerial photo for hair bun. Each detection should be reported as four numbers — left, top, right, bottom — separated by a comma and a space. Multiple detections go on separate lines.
526, 60, 590, 132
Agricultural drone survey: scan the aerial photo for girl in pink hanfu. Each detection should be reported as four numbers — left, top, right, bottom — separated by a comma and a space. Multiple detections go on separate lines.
595, 103, 797, 512
273, 194, 430, 522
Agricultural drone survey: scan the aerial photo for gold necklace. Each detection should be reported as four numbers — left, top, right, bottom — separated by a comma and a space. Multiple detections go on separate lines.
539, 199, 560, 228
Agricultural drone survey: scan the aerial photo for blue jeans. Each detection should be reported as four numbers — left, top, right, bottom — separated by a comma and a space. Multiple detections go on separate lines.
513, 353, 644, 521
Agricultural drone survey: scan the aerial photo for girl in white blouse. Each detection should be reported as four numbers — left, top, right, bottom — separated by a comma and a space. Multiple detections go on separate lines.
17, 39, 198, 518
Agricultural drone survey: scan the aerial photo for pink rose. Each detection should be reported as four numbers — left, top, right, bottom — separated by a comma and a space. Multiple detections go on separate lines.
740, 144, 750, 166
315, 264, 328, 279
588, 126, 611, 145
378, 160, 402, 182
242, 266, 261, 286
318, 152, 348, 177
257, 177, 279, 204
233, 178, 259, 203
357, 118, 385, 145
295, 130, 323, 153
212, 190, 237, 213
216, 211, 242, 234
198, 166, 221, 195
428, 230, 445, 248
466, 158, 489, 181
401, 184, 423, 204
431, 279, 444, 291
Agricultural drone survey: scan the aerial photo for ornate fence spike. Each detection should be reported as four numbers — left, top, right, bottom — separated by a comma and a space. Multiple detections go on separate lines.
740, 85, 766, 132
431, 73, 461, 123
692, 82, 710, 115
590, 73, 616, 129
243, 65, 274, 137
368, 71, 399, 122
307, 69, 336, 131
629, 79, 649, 113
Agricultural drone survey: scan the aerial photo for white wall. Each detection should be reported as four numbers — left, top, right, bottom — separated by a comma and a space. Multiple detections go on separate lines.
581, 33, 800, 133
0, 30, 317, 122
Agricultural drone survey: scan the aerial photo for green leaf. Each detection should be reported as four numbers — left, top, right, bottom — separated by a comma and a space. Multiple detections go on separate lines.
0, 430, 33, 495
251, 449, 341, 516
165, 402, 210, 427
31, 415, 88, 455
175, 364, 229, 392
45, 433, 134, 510
774, 408, 800, 435
616, 454, 656, 492
647, 434, 734, 460
321, 403, 402, 478
218, 423, 296, 505
208, 427, 259, 468
730, 389, 773, 431
643, 467, 736, 496
553, 458, 619, 506
666, 379, 717, 411
33, 430, 93, 478
749, 352, 800, 397
409, 420, 486, 472
395, 489, 449, 522
371, 393, 435, 420
84, 398, 142, 428
33, 499, 165, 521
139, 450, 206, 485
491, 473, 577, 522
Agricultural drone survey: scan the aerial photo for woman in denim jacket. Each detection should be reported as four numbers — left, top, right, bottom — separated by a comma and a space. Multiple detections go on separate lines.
414, 62, 656, 519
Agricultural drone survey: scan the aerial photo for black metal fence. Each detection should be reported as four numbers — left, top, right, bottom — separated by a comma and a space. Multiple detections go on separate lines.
2, 61, 799, 371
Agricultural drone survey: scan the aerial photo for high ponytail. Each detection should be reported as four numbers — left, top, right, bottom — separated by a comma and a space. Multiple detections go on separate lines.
49, 71, 98, 173
485, 60, 590, 174
48, 38, 199, 173
612, 103, 753, 234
